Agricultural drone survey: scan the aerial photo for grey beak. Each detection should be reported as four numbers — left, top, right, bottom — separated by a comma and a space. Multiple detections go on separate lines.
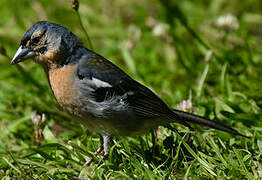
11, 46, 35, 65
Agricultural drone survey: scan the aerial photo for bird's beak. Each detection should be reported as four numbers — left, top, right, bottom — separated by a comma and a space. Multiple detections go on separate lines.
11, 46, 35, 65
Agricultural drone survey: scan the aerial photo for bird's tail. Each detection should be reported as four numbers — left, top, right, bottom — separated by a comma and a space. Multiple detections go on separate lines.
171, 109, 249, 138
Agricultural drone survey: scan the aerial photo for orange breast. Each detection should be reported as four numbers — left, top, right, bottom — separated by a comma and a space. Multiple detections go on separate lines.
48, 65, 78, 109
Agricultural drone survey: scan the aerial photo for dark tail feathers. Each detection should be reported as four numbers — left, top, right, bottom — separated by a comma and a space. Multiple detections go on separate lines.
171, 109, 249, 138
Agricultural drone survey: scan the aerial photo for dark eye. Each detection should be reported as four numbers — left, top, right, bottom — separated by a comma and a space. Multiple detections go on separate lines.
39, 46, 47, 54
31, 36, 40, 45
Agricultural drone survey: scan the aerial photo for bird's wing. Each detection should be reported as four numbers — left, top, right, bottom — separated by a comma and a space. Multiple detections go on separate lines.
76, 53, 182, 121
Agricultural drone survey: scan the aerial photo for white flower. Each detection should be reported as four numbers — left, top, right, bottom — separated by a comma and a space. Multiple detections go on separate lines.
216, 14, 239, 30
178, 100, 193, 112
153, 23, 169, 37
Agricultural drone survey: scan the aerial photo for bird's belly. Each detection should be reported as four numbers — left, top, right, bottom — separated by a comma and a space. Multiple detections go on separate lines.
77, 114, 164, 136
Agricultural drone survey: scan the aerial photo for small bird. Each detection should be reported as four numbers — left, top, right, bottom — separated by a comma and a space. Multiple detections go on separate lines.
11, 21, 247, 162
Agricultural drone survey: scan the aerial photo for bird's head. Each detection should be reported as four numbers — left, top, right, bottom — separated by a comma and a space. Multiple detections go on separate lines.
11, 21, 81, 68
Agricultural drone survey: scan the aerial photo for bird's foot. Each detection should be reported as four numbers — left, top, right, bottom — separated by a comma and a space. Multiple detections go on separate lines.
83, 146, 104, 167
86, 135, 113, 178
83, 135, 113, 167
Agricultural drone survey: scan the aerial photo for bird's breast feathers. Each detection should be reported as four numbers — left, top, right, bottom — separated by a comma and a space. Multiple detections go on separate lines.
48, 64, 129, 117
48, 64, 80, 113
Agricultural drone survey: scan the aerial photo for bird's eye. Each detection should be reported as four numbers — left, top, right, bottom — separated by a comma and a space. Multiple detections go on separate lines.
39, 46, 47, 54
31, 36, 40, 45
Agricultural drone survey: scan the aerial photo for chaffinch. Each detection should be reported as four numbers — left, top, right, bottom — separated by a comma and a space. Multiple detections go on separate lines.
11, 21, 248, 164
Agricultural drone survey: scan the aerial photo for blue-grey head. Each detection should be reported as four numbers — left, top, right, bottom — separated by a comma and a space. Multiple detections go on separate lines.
11, 21, 81, 67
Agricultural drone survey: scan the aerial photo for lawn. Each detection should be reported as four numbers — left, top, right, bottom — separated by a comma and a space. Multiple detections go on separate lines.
0, 0, 261, 179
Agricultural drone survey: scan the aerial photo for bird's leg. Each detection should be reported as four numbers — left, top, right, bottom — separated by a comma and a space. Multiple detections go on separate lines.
83, 135, 113, 167
88, 135, 114, 178
83, 146, 104, 167
101, 135, 114, 161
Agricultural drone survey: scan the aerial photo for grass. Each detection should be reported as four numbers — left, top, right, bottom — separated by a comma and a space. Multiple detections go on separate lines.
0, 0, 261, 179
